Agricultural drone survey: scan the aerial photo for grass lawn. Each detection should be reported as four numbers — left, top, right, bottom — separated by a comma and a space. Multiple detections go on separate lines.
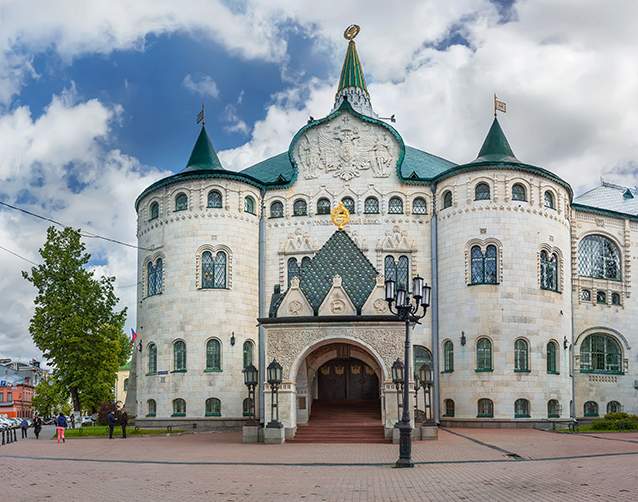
573, 425, 638, 433
54, 425, 182, 439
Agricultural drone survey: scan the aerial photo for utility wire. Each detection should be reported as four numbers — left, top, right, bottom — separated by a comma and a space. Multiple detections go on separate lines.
0, 244, 40, 266
0, 200, 152, 251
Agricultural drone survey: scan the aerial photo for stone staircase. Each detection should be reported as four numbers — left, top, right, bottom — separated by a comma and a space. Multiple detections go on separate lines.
290, 400, 389, 443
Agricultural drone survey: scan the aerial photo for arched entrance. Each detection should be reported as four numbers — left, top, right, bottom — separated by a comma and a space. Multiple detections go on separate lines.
317, 358, 378, 401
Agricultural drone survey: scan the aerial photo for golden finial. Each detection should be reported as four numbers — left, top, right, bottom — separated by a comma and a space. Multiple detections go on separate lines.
344, 24, 360, 41
331, 201, 351, 230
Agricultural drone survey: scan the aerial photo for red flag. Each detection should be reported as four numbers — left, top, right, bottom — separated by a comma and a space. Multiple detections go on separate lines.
130, 328, 138, 345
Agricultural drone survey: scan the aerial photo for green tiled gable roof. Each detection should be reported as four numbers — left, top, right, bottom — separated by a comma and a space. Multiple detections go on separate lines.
240, 152, 294, 184
184, 126, 223, 171
298, 230, 378, 315
337, 40, 368, 94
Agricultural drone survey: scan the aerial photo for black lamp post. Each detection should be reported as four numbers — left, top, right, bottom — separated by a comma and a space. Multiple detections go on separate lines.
243, 363, 258, 425
391, 359, 404, 423
385, 275, 432, 468
266, 359, 283, 428
418, 363, 434, 424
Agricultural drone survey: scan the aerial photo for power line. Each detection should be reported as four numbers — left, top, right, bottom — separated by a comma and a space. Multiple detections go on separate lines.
0, 244, 40, 266
0, 200, 152, 251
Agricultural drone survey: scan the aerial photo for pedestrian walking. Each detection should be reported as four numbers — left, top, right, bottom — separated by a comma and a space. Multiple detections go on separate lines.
70, 414, 76, 429
20, 418, 28, 439
107, 410, 117, 439
55, 412, 67, 444
33, 415, 42, 439
119, 407, 128, 439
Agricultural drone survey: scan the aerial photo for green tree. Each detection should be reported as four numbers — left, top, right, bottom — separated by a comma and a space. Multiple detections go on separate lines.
32, 378, 68, 418
23, 226, 130, 413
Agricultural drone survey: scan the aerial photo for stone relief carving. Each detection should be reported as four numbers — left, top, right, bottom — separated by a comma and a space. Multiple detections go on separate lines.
280, 228, 317, 255
377, 225, 416, 252
292, 113, 399, 181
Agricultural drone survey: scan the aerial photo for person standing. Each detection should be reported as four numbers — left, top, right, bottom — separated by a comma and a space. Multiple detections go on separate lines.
55, 412, 67, 444
119, 407, 128, 439
33, 415, 42, 439
20, 418, 28, 439
107, 410, 116, 439
70, 414, 76, 429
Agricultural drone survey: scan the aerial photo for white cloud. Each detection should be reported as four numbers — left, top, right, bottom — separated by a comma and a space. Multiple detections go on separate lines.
182, 73, 220, 99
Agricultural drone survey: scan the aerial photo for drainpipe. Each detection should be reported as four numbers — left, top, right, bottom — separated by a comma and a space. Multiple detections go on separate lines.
430, 184, 441, 424
569, 209, 576, 421
258, 188, 267, 425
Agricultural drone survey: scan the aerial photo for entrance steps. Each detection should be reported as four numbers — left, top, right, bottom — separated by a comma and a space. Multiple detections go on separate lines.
290, 400, 389, 444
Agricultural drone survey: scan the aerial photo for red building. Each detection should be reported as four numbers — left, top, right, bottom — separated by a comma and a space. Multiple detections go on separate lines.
0, 381, 34, 419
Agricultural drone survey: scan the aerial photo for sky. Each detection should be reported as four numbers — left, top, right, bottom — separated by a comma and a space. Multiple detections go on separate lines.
1, 0, 638, 362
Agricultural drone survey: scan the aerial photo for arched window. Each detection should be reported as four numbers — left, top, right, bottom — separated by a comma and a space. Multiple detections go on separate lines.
388, 196, 404, 214
470, 245, 498, 285
155, 259, 163, 294
470, 246, 484, 284
316, 198, 331, 215
580, 334, 622, 373
412, 197, 427, 214
201, 251, 227, 289
477, 398, 494, 418
243, 341, 254, 369
584, 401, 598, 417
172, 398, 186, 416
384, 255, 397, 284
384, 255, 410, 291
444, 399, 455, 417
514, 339, 529, 372
476, 338, 492, 371
207, 190, 222, 208
443, 341, 454, 372
301, 256, 311, 272
578, 235, 621, 280
544, 190, 555, 209
514, 398, 530, 418
484, 245, 497, 283
147, 343, 157, 375
205, 339, 221, 371
540, 251, 559, 291
149, 201, 159, 220
173, 340, 186, 372
123, 378, 129, 392
205, 398, 221, 416
270, 201, 284, 218
442, 190, 453, 209
611, 292, 621, 306
511, 183, 527, 201
293, 199, 307, 216
546, 341, 558, 374
364, 196, 379, 214
147, 259, 162, 297
547, 399, 560, 418
175, 192, 188, 211
607, 401, 622, 414
243, 398, 254, 417
581, 289, 591, 301
244, 196, 256, 215
474, 182, 491, 201
147, 399, 156, 417
287, 257, 300, 287
413, 346, 432, 377
596, 290, 607, 304
341, 197, 355, 214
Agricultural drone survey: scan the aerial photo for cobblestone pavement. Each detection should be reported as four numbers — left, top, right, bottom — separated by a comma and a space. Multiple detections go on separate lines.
1, 428, 637, 501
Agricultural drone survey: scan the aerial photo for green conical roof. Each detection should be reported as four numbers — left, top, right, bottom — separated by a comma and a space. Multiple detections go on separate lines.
337, 40, 368, 95
474, 117, 518, 163
184, 126, 223, 171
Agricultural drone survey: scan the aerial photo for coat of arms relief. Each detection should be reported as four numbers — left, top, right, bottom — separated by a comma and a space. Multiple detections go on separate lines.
292, 113, 399, 181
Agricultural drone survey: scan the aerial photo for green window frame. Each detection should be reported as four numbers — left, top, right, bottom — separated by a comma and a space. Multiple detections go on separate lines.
514, 339, 529, 372
476, 338, 492, 371
443, 399, 455, 417
243, 340, 254, 369
149, 201, 159, 220
442, 190, 453, 209
146, 399, 156, 417
243, 398, 253, 417
205, 339, 222, 372
443, 340, 454, 372
205, 398, 221, 417
173, 340, 187, 372
579, 334, 622, 374
547, 399, 560, 418
244, 196, 256, 215
547, 341, 559, 374
175, 192, 188, 211
607, 401, 622, 414
172, 398, 186, 417
584, 401, 598, 417
514, 398, 530, 418
413, 345, 432, 378
147, 343, 157, 375
477, 398, 493, 418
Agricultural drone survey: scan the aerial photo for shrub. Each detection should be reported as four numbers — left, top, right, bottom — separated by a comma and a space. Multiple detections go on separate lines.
590, 413, 638, 431
590, 419, 614, 430
97, 402, 118, 425
604, 412, 631, 421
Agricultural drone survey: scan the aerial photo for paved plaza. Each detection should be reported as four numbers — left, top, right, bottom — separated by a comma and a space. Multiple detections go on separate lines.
1, 428, 637, 501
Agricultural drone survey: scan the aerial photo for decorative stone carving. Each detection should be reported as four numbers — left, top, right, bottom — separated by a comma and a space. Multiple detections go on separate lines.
292, 113, 399, 181
377, 225, 415, 252
280, 228, 317, 255
277, 277, 313, 317
362, 275, 390, 315
318, 275, 357, 316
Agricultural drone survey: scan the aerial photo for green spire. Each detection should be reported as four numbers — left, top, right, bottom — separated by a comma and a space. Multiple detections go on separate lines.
184, 126, 223, 171
337, 40, 368, 95
474, 117, 518, 163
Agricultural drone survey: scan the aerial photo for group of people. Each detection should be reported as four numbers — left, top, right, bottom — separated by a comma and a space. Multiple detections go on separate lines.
107, 408, 129, 439
18, 415, 43, 439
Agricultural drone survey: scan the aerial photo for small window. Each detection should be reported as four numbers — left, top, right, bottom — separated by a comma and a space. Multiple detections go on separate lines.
123, 378, 129, 392
442, 190, 453, 209
477, 398, 493, 418
341, 197, 355, 214
514, 339, 529, 372
607, 401, 622, 414
364, 197, 379, 214
547, 399, 560, 418
201, 251, 227, 289
413, 345, 432, 378
173, 340, 187, 372
316, 198, 331, 215
270, 201, 284, 218
443, 341, 454, 372
581, 289, 591, 301
474, 182, 491, 201
596, 290, 607, 304
147, 399, 157, 417
243, 398, 254, 417
412, 197, 427, 215
514, 398, 530, 418
243, 341, 254, 369
147, 258, 163, 297
293, 199, 307, 216
206, 339, 221, 371
388, 196, 403, 214
207, 190, 222, 208
244, 196, 256, 215
511, 183, 527, 201
175, 192, 188, 211
205, 398, 221, 416
476, 338, 492, 371
172, 398, 186, 417
584, 401, 598, 417
287, 257, 300, 287
540, 251, 559, 292
444, 399, 455, 417
611, 293, 621, 306
544, 190, 555, 209
147, 343, 157, 375
547, 341, 558, 374
149, 201, 159, 220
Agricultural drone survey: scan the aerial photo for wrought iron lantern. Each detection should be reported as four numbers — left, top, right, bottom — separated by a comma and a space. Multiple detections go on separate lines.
243, 364, 258, 424
267, 359, 283, 386
391, 358, 404, 386
266, 359, 283, 428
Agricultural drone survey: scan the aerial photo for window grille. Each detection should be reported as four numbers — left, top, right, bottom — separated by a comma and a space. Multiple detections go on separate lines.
206, 339, 221, 371
578, 235, 621, 280
244, 196, 256, 214
514, 339, 529, 372
175, 193, 188, 211
412, 197, 427, 214
364, 197, 379, 214
316, 198, 331, 215
270, 201, 284, 218
173, 341, 186, 371
607, 401, 622, 414
293, 199, 307, 216
547, 399, 560, 418
515, 399, 530, 418
148, 344, 157, 374
147, 399, 156, 417
540, 251, 558, 291
444, 399, 455, 417
243, 341, 254, 369
443, 341, 454, 372
511, 183, 527, 201
287, 257, 300, 287
547, 341, 558, 373
580, 334, 621, 373
206, 398, 221, 416
474, 182, 491, 200
544, 190, 555, 209
207, 190, 222, 208
584, 401, 598, 417
476, 339, 492, 371
443, 191, 453, 209
477, 398, 493, 417
341, 197, 355, 214
388, 196, 403, 214
172, 398, 186, 416
149, 202, 159, 220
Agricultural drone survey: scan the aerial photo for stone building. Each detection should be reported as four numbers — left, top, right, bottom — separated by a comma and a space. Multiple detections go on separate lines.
130, 28, 637, 437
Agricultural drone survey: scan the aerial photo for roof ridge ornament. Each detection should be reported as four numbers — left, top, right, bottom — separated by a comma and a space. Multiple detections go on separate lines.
344, 24, 360, 40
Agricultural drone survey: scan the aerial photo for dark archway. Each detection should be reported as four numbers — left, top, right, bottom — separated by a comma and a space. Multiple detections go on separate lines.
317, 357, 379, 401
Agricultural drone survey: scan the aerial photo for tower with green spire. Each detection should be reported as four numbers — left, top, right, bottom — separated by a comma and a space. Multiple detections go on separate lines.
183, 125, 224, 172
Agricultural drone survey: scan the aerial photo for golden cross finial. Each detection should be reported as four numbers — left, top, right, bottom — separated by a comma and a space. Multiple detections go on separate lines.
331, 201, 350, 230
344, 24, 360, 41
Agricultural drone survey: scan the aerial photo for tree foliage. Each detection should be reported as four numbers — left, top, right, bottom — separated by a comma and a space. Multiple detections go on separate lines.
23, 226, 130, 412
32, 378, 69, 418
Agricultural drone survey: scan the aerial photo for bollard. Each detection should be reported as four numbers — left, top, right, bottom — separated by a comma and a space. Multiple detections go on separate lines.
13, 428, 17, 442
1, 430, 4, 445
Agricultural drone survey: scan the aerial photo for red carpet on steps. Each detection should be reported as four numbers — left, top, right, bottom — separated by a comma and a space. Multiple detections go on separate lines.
289, 400, 389, 443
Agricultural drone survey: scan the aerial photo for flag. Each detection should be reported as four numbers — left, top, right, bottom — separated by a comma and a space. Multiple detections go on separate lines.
130, 328, 138, 345
494, 95, 507, 114
196, 105, 205, 124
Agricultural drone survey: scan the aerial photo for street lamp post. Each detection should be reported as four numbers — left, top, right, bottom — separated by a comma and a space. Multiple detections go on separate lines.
418, 363, 434, 424
243, 363, 258, 425
385, 275, 432, 468
391, 359, 404, 423
266, 359, 283, 428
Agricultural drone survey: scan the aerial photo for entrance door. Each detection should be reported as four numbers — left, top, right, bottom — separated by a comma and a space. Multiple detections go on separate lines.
317, 358, 378, 401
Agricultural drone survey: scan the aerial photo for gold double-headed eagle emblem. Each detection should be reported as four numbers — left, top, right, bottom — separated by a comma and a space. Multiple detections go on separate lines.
331, 201, 350, 230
